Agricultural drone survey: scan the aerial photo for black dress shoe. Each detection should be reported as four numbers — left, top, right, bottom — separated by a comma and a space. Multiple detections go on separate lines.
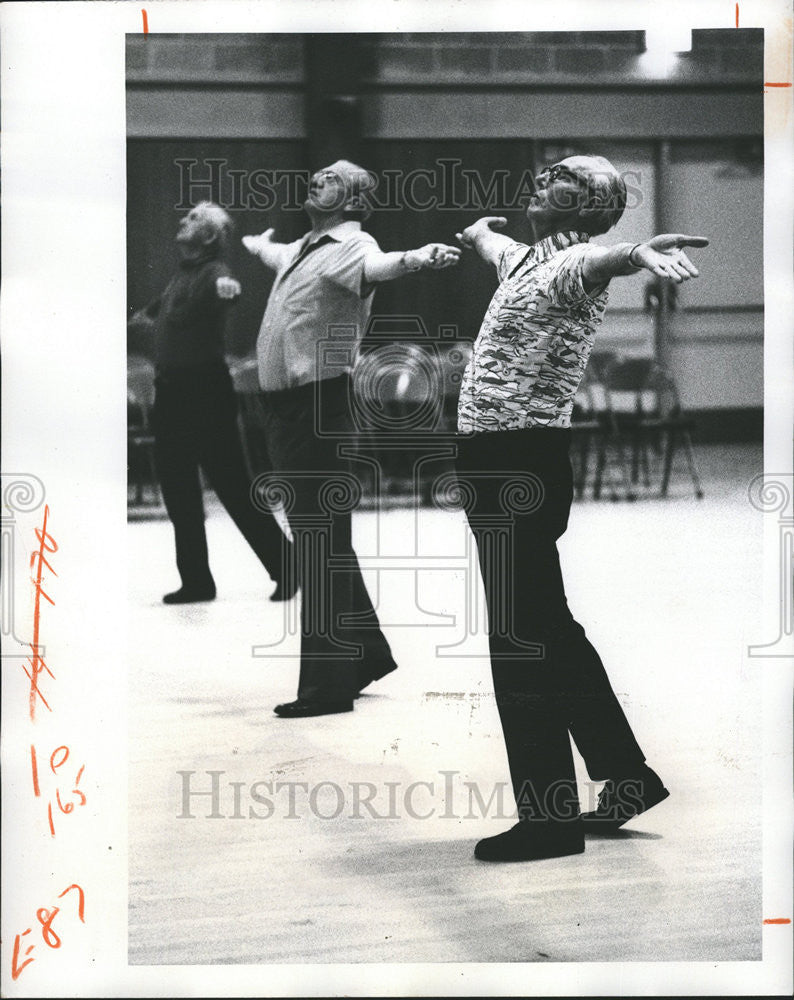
474, 822, 585, 862
355, 661, 398, 696
269, 576, 299, 602
274, 698, 354, 718
163, 586, 216, 605
581, 765, 669, 832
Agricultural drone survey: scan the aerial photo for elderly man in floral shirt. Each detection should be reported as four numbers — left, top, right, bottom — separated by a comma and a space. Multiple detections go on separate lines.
456, 154, 708, 862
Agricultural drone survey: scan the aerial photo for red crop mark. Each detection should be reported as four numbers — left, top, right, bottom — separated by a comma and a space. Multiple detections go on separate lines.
735, 3, 739, 28
30, 745, 40, 797
27, 505, 57, 721
12, 884, 86, 980
142, 9, 148, 35
58, 884, 86, 923
765, 82, 793, 87
763, 917, 791, 924
11, 930, 35, 980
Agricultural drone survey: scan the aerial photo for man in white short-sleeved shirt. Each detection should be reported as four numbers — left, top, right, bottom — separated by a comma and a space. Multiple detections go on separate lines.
244, 159, 460, 718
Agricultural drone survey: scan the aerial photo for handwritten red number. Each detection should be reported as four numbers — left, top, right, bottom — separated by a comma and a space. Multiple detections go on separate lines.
11, 929, 35, 979
36, 907, 61, 949
50, 746, 69, 772
30, 744, 40, 796
72, 765, 87, 806
58, 883, 86, 922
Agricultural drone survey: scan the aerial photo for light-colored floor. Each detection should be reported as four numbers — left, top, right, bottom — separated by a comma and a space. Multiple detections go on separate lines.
128, 444, 763, 964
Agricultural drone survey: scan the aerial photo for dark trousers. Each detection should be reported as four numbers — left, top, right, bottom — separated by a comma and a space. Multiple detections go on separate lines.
260, 375, 396, 702
153, 362, 292, 591
456, 427, 646, 831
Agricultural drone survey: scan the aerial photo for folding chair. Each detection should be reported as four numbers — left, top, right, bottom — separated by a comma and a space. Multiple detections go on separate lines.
572, 355, 633, 501
603, 357, 704, 499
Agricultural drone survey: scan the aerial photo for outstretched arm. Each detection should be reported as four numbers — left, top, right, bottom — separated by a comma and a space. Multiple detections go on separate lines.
582, 234, 710, 292
127, 295, 161, 354
363, 243, 461, 283
242, 228, 292, 271
128, 292, 163, 327
456, 217, 516, 267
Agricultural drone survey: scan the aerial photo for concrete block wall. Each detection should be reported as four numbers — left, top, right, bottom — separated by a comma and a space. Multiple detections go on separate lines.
362, 29, 763, 84
126, 30, 763, 86
126, 33, 304, 81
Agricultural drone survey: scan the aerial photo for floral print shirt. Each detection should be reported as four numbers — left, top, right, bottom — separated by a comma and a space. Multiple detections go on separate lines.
457, 231, 609, 434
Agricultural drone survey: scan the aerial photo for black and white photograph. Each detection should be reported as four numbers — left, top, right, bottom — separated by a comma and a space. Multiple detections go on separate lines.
2, 1, 792, 996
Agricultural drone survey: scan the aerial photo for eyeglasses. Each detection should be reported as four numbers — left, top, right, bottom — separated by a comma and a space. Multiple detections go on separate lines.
311, 170, 343, 185
534, 165, 591, 190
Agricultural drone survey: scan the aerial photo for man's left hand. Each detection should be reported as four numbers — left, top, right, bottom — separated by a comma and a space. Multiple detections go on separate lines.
632, 235, 709, 283
408, 243, 462, 270
216, 276, 242, 299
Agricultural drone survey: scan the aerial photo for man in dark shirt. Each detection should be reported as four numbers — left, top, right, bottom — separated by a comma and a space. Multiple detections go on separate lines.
132, 201, 294, 604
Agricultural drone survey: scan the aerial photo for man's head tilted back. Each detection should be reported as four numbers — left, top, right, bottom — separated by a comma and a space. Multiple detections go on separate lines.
176, 201, 234, 256
566, 155, 627, 235
528, 154, 627, 238
306, 159, 375, 220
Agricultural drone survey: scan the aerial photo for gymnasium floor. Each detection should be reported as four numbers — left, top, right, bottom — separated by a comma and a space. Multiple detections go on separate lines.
128, 444, 764, 966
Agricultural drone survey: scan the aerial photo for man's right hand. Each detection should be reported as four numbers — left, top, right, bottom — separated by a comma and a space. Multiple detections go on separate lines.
456, 217, 508, 249
242, 228, 276, 254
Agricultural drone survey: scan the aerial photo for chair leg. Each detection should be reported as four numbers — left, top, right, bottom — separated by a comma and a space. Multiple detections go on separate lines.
593, 435, 606, 500
640, 434, 652, 489
571, 437, 581, 498
147, 447, 161, 505
135, 461, 144, 505
682, 430, 705, 499
575, 433, 591, 498
130, 445, 144, 505
630, 430, 640, 484
660, 430, 675, 498
613, 430, 635, 500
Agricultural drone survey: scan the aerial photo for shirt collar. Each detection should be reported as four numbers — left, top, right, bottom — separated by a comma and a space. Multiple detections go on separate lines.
305, 219, 363, 247
277, 220, 364, 285
178, 245, 220, 270
532, 230, 590, 264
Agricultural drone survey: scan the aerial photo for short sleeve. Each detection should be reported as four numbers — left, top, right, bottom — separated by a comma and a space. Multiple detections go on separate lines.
497, 241, 531, 282
327, 233, 381, 297
545, 244, 606, 307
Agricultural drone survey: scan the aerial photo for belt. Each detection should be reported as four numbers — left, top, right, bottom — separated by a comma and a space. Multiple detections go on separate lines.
260, 373, 351, 405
